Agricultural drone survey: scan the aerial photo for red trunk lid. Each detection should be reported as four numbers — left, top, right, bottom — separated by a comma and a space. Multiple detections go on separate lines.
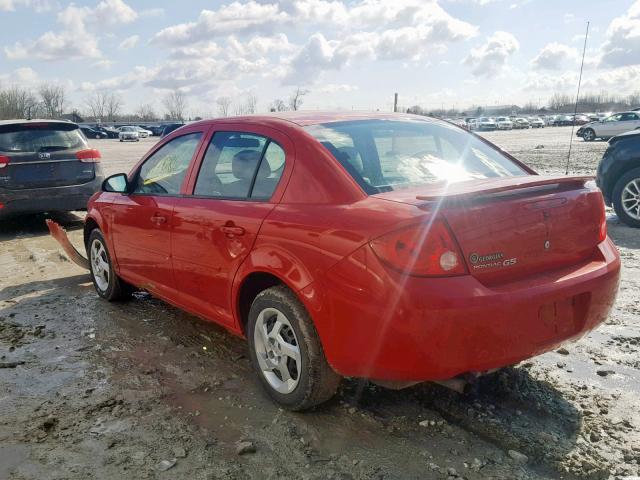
373, 176, 605, 285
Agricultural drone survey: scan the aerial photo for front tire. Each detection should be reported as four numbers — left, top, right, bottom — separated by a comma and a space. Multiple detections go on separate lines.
87, 229, 131, 300
247, 286, 341, 411
583, 128, 596, 142
612, 168, 640, 228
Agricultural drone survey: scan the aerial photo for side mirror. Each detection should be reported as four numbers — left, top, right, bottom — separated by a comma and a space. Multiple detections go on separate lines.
102, 173, 129, 193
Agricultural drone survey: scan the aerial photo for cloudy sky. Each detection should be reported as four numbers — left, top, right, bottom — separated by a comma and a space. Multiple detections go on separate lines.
1, 0, 639, 116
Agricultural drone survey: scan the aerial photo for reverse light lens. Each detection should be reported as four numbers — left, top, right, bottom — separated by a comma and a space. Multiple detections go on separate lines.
370, 218, 468, 277
76, 149, 101, 163
0, 155, 9, 169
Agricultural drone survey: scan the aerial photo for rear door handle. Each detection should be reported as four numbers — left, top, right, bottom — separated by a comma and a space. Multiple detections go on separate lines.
151, 214, 167, 225
220, 224, 245, 237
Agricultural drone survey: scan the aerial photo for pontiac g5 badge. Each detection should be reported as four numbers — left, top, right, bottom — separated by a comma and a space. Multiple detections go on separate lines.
469, 251, 517, 269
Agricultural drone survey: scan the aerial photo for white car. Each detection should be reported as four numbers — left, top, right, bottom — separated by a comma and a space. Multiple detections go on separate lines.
118, 126, 140, 142
578, 111, 640, 141
513, 118, 530, 129
477, 117, 497, 131
135, 127, 152, 138
529, 117, 545, 128
495, 117, 513, 130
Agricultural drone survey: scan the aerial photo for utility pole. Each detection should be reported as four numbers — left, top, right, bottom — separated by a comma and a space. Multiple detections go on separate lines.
393, 93, 398, 113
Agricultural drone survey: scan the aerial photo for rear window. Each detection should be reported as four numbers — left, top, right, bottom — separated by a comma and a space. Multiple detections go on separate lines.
0, 123, 86, 153
305, 119, 526, 194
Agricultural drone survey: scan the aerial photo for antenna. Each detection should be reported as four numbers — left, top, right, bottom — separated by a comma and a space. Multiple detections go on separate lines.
565, 21, 589, 175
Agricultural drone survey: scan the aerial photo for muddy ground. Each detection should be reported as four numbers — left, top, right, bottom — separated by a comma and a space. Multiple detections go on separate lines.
1, 128, 639, 480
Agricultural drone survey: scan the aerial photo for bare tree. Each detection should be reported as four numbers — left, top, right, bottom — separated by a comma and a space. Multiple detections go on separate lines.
163, 89, 188, 121
85, 91, 108, 121
105, 92, 123, 121
234, 93, 258, 115
0, 86, 39, 120
270, 98, 287, 112
288, 88, 308, 111
135, 103, 157, 121
39, 83, 66, 118
216, 96, 232, 117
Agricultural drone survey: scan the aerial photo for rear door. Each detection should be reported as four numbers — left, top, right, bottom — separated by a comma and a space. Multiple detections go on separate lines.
171, 126, 290, 327
109, 131, 204, 299
0, 122, 96, 190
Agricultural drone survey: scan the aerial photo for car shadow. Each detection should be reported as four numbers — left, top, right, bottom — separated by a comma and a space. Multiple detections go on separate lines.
0, 211, 84, 242
339, 367, 582, 469
607, 215, 640, 249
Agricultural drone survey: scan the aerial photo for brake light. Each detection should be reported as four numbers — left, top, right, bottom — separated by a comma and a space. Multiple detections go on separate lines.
0, 155, 9, 169
76, 149, 101, 163
370, 218, 468, 277
597, 196, 607, 242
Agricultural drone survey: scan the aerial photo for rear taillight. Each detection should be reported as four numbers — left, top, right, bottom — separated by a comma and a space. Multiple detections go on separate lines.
370, 218, 468, 277
0, 155, 9, 169
76, 149, 101, 163
597, 196, 607, 242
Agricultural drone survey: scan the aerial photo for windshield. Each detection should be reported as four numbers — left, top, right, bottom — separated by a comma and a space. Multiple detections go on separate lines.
0, 123, 87, 153
306, 119, 526, 194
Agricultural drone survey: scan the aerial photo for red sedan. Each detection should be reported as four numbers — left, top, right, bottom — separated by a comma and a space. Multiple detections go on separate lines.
49, 112, 620, 410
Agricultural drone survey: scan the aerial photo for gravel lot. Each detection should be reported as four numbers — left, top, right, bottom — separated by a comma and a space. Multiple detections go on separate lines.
1, 127, 639, 480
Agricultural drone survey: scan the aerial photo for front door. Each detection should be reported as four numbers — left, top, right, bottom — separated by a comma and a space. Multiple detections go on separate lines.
110, 132, 203, 299
171, 130, 288, 327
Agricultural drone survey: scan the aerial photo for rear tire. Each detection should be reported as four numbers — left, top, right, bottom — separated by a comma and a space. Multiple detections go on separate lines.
247, 286, 341, 411
612, 167, 640, 228
87, 229, 132, 301
583, 128, 596, 142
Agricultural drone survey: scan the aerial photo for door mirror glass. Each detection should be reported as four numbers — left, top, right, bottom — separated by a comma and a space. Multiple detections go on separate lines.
102, 173, 129, 193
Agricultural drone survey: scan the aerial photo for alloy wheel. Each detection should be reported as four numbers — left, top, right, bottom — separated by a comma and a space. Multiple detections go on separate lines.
621, 178, 640, 221
90, 239, 110, 292
253, 307, 301, 394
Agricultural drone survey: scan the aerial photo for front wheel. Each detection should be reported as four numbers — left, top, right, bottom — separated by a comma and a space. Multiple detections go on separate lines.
582, 128, 596, 141
87, 229, 132, 300
247, 286, 341, 411
612, 168, 640, 228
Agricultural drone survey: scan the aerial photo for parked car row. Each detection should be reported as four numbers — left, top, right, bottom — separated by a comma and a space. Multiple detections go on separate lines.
460, 116, 545, 131
79, 123, 185, 139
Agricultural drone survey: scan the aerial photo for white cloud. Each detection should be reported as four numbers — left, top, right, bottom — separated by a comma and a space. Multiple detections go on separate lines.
599, 0, 640, 68
0, 67, 39, 86
152, 1, 287, 45
316, 83, 359, 94
463, 31, 519, 76
119, 35, 139, 50
530, 42, 578, 70
4, 0, 136, 61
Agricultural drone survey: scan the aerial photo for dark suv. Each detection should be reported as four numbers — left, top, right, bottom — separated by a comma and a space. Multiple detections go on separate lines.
0, 120, 104, 219
596, 129, 640, 227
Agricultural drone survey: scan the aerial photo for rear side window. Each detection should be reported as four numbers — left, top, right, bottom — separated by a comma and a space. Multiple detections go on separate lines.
0, 123, 87, 153
133, 132, 202, 195
306, 119, 526, 194
194, 132, 285, 200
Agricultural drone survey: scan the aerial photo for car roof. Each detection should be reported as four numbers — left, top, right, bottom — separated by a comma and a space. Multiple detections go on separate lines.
0, 119, 77, 127
187, 111, 438, 129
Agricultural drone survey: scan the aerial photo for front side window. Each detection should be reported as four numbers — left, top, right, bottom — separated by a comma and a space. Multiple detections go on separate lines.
306, 119, 526, 194
194, 132, 285, 200
133, 132, 202, 195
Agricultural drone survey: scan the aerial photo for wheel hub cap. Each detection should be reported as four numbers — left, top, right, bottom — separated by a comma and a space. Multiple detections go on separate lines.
90, 239, 110, 292
253, 307, 301, 394
621, 178, 640, 221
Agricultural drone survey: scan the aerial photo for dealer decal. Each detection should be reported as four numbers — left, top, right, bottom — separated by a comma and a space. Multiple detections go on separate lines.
469, 251, 517, 270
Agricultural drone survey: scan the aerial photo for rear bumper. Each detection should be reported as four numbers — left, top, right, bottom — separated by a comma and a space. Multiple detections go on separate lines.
311, 238, 620, 381
0, 174, 103, 219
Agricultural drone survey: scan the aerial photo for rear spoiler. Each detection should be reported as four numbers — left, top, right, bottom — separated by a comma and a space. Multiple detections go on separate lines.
415, 175, 594, 201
